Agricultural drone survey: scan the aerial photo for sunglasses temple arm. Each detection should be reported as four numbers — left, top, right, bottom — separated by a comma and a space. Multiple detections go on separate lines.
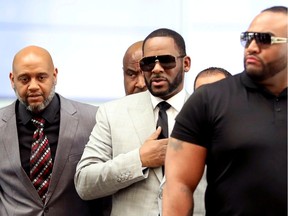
271, 37, 288, 44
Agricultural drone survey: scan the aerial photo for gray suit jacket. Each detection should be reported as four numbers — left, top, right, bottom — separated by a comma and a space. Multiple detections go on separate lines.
0, 94, 111, 216
75, 91, 204, 216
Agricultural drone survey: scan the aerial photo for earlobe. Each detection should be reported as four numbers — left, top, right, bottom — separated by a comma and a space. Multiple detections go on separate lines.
183, 56, 191, 72
184, 65, 190, 72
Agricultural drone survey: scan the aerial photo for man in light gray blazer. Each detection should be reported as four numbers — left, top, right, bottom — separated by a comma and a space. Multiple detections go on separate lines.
0, 45, 111, 216
75, 28, 206, 216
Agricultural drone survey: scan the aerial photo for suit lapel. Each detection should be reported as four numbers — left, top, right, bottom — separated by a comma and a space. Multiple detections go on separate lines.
45, 97, 78, 202
127, 93, 155, 145
1, 103, 41, 202
127, 92, 163, 182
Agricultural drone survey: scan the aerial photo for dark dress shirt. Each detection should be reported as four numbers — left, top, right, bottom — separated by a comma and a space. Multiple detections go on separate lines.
16, 95, 60, 176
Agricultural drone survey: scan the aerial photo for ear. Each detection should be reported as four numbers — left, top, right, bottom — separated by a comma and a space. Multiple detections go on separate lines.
9, 72, 15, 89
183, 56, 191, 72
53, 68, 58, 85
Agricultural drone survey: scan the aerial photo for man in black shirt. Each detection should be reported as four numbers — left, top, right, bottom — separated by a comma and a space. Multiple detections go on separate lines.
163, 6, 287, 216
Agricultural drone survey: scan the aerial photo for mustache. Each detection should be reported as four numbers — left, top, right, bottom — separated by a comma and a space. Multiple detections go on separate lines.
150, 75, 168, 81
27, 93, 44, 97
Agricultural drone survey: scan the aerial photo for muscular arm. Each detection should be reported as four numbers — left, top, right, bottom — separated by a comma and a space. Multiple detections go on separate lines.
162, 137, 207, 216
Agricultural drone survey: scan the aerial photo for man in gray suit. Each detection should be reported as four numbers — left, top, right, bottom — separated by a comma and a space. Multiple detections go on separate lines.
0, 45, 111, 216
75, 28, 205, 215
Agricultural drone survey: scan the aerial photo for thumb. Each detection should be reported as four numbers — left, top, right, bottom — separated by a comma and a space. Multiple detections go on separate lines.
149, 126, 162, 140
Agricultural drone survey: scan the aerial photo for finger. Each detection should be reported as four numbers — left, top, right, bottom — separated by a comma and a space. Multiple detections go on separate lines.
162, 138, 169, 145
149, 126, 162, 140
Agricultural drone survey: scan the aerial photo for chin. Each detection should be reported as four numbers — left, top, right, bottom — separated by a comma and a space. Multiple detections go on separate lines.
27, 103, 45, 113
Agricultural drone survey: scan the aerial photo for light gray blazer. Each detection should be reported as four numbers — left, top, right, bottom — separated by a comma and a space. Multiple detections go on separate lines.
75, 90, 205, 216
0, 94, 110, 216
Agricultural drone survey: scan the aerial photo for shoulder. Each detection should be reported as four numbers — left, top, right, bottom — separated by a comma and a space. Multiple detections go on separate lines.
194, 72, 242, 96
100, 91, 151, 110
0, 102, 16, 119
185, 73, 243, 110
58, 94, 98, 115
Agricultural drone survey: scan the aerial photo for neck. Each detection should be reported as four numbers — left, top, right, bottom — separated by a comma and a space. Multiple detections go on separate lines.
258, 70, 287, 96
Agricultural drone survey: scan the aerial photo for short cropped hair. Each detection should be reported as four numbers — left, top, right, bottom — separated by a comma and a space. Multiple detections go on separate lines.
142, 28, 186, 56
262, 6, 287, 14
194, 67, 232, 90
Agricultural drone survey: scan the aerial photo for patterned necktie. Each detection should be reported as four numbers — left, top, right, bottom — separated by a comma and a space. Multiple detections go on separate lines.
156, 101, 171, 139
30, 117, 53, 203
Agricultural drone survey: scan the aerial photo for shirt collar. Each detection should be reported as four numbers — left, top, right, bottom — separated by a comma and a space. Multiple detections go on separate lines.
150, 88, 186, 112
241, 71, 287, 97
17, 94, 60, 125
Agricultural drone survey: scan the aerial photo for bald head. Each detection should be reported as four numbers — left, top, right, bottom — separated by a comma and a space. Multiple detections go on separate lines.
123, 41, 143, 66
122, 41, 147, 95
12, 45, 55, 72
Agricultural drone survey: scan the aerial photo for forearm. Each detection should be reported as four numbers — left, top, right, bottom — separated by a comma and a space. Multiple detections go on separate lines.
163, 138, 207, 215
162, 182, 194, 216
75, 147, 146, 200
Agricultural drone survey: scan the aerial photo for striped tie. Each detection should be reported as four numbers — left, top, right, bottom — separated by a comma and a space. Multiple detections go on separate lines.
30, 117, 53, 203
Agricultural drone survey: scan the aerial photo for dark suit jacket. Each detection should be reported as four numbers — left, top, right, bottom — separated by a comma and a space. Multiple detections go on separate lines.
0, 94, 111, 216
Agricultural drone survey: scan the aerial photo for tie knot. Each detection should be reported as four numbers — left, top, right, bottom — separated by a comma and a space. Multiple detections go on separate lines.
31, 117, 45, 128
157, 101, 171, 112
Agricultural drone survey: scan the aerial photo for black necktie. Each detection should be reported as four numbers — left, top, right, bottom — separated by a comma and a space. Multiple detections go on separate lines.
156, 101, 171, 175
156, 101, 171, 139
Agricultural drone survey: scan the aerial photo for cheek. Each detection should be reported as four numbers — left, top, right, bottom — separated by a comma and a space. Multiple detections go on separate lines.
41, 82, 54, 96
128, 79, 137, 88
124, 77, 132, 86
14, 83, 26, 95
143, 73, 150, 81
14, 86, 28, 102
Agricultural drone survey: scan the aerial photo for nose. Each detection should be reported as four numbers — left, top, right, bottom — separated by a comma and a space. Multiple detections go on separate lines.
136, 74, 146, 89
28, 78, 40, 91
246, 39, 260, 53
152, 61, 164, 73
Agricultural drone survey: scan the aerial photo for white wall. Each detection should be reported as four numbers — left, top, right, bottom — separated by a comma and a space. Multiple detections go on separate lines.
0, 0, 287, 107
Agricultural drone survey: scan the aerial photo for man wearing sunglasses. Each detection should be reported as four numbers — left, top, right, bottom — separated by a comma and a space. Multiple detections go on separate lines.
75, 28, 205, 215
163, 5, 287, 216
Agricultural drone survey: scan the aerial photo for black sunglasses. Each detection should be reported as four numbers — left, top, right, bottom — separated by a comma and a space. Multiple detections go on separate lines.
240, 32, 288, 47
139, 54, 185, 72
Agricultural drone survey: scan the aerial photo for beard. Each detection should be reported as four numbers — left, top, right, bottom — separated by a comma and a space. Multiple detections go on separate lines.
244, 54, 287, 82
15, 84, 56, 113
145, 65, 184, 98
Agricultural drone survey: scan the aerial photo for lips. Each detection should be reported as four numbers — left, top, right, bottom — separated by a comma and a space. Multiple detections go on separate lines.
151, 77, 167, 87
27, 93, 43, 102
28, 93, 42, 97
151, 77, 167, 82
246, 55, 260, 64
